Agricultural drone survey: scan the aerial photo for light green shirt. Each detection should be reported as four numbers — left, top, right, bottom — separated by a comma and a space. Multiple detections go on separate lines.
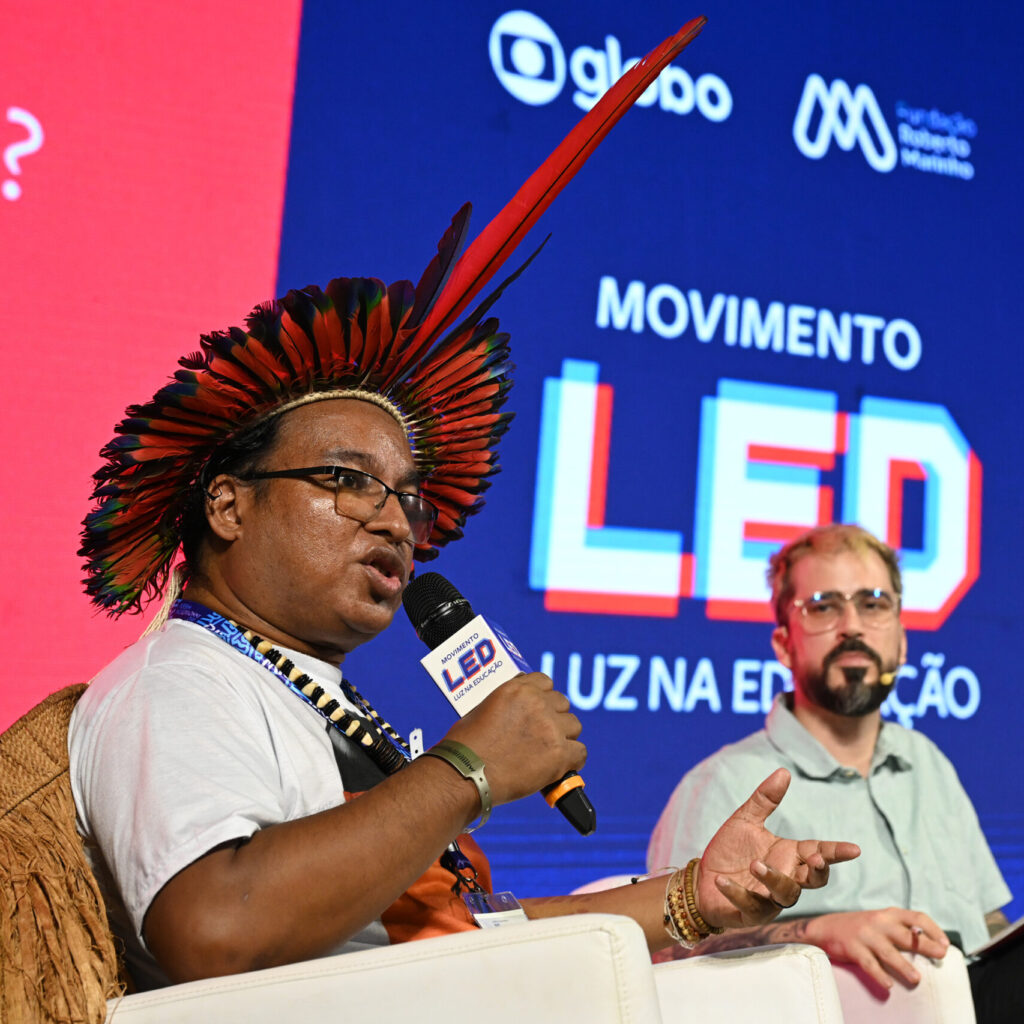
648, 693, 1011, 953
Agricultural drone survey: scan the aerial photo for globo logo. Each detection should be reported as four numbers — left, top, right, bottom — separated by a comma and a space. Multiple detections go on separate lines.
489, 10, 567, 105
489, 10, 732, 121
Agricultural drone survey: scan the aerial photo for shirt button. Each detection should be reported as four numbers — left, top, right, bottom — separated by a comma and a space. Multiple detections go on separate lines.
842, 769, 857, 778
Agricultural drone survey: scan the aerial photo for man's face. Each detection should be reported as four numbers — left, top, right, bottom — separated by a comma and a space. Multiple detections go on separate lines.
219, 398, 417, 661
771, 549, 906, 717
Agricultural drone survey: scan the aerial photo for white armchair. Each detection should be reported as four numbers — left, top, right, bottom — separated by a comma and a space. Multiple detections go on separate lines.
571, 874, 980, 1023
573, 875, 844, 1023
104, 914, 662, 1024
832, 946, 976, 1024
654, 943, 845, 1024
100, 921, 979, 1024
104, 918, 856, 1024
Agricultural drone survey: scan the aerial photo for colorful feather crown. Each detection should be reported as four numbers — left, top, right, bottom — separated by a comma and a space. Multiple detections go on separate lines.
81, 16, 707, 615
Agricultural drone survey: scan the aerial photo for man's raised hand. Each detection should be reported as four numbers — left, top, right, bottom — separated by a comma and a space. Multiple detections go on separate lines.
694, 768, 861, 929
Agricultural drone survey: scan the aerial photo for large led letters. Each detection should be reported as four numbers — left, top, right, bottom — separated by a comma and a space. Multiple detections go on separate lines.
695, 380, 841, 620
531, 361, 980, 627
842, 397, 981, 628
530, 360, 687, 615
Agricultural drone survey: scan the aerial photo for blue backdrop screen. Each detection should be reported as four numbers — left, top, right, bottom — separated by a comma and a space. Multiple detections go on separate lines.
276, 1, 1022, 913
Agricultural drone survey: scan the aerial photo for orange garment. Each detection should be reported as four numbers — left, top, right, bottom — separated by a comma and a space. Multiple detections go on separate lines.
381, 834, 493, 943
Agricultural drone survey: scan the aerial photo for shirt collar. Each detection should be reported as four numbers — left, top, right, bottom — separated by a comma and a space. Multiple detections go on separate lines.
765, 692, 913, 778
872, 717, 914, 773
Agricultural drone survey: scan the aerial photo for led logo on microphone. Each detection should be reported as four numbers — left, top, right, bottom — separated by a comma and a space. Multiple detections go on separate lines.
441, 638, 497, 692
422, 614, 532, 714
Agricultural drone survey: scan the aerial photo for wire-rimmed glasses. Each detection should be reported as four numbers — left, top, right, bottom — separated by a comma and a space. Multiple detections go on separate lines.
241, 465, 438, 544
790, 589, 898, 634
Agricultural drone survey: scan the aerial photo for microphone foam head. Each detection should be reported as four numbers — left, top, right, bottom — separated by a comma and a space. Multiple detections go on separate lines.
402, 572, 474, 648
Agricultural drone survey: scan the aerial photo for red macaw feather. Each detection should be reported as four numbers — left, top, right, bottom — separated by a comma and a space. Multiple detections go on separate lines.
309, 295, 343, 369
275, 310, 311, 380
410, 203, 473, 327
360, 286, 389, 378
413, 16, 706, 346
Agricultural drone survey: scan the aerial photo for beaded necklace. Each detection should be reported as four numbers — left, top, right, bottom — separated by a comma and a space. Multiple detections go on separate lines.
172, 599, 408, 773
169, 599, 484, 894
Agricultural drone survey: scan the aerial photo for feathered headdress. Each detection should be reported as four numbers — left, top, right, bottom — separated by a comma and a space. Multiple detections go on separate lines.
81, 16, 707, 615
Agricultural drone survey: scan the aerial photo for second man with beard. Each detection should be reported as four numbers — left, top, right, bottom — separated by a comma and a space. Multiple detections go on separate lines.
648, 524, 1011, 997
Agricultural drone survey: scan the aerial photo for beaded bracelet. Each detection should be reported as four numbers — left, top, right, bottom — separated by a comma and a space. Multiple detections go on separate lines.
423, 740, 492, 833
683, 857, 724, 936
663, 867, 702, 948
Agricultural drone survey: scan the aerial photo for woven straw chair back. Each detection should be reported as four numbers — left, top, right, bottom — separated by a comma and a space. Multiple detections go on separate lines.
0, 685, 125, 1024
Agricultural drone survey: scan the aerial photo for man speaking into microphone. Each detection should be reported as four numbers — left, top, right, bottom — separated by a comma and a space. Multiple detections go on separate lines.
67, 16, 860, 994
648, 524, 1014, 1016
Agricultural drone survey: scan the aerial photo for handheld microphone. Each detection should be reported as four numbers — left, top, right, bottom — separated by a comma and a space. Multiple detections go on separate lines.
402, 572, 596, 836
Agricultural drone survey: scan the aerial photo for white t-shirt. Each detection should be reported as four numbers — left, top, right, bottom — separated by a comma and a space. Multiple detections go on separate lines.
69, 618, 390, 989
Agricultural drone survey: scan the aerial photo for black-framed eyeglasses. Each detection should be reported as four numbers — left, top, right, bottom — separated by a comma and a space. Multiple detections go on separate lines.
241, 465, 438, 545
791, 589, 899, 635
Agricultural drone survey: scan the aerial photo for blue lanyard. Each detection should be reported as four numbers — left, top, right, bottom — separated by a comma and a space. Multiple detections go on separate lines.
169, 599, 408, 763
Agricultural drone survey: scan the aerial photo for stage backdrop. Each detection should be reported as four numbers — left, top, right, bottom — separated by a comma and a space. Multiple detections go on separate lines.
4, 1, 1022, 918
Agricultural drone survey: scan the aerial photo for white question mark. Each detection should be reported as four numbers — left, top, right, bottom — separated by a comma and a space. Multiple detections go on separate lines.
4, 107, 45, 201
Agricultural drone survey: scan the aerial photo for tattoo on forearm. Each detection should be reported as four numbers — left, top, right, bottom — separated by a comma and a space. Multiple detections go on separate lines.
654, 918, 812, 962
